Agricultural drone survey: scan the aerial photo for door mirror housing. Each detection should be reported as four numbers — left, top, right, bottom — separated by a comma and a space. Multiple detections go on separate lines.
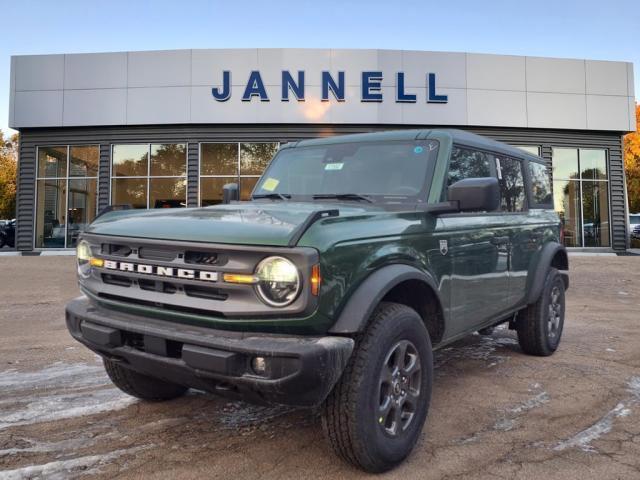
448, 177, 500, 213
222, 183, 239, 204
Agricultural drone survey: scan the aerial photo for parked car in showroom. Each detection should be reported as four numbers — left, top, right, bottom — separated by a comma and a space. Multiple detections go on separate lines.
0, 219, 15, 248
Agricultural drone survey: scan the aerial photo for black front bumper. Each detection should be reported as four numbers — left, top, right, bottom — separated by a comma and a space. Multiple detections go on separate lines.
65, 297, 354, 407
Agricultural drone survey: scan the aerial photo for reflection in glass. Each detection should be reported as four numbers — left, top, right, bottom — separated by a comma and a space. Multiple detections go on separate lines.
200, 178, 227, 206
240, 143, 278, 175
580, 149, 607, 180
38, 146, 67, 178
497, 157, 525, 212
552, 148, 579, 180
582, 181, 610, 247
240, 177, 259, 200
36, 179, 67, 248
516, 145, 540, 156
528, 162, 552, 205
149, 178, 186, 208
447, 147, 491, 186
70, 146, 99, 177
150, 144, 187, 176
201, 144, 238, 175
67, 179, 97, 247
112, 145, 148, 176
553, 180, 581, 247
111, 178, 147, 209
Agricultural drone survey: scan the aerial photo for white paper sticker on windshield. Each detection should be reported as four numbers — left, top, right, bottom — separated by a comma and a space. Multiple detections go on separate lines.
325, 163, 344, 171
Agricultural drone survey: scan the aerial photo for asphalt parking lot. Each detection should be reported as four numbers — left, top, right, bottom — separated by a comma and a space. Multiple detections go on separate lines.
1, 255, 639, 479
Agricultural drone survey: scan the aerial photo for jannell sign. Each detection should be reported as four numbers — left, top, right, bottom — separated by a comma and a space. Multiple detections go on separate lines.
212, 71, 448, 104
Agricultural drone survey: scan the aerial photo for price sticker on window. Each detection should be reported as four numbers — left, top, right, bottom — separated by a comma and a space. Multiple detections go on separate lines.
262, 178, 280, 191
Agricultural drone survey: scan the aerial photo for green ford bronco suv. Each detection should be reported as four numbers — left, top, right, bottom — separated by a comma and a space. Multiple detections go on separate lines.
66, 129, 568, 472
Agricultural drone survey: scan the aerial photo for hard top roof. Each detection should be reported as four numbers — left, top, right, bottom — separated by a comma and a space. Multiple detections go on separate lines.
284, 129, 545, 164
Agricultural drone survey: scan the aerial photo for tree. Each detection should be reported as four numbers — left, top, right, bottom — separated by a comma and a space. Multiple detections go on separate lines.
0, 131, 18, 219
624, 104, 640, 214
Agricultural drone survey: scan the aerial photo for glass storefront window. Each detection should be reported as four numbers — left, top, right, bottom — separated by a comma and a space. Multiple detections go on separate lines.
35, 145, 99, 248
111, 144, 186, 209
553, 180, 582, 248
582, 181, 610, 247
240, 143, 278, 175
552, 148, 609, 247
38, 146, 67, 178
150, 178, 187, 208
150, 144, 187, 176
111, 178, 148, 209
201, 143, 238, 175
552, 148, 579, 180
200, 177, 227, 206
112, 144, 148, 176
70, 146, 99, 177
200, 142, 279, 206
67, 179, 98, 247
240, 177, 260, 200
36, 179, 67, 248
580, 149, 607, 180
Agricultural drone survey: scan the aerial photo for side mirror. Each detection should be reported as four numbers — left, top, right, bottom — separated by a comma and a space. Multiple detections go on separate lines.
222, 183, 239, 204
448, 177, 500, 212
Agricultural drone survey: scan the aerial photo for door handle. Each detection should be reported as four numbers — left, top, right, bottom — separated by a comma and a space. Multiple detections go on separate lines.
490, 236, 510, 246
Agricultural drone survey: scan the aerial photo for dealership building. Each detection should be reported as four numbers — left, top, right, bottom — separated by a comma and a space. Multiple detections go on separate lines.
7, 48, 636, 252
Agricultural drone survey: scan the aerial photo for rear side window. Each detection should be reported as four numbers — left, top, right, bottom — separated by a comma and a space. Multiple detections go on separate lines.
496, 156, 526, 212
528, 162, 552, 205
447, 146, 492, 186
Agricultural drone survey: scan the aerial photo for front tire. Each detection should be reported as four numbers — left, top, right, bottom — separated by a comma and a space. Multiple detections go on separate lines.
322, 302, 433, 473
517, 268, 566, 356
103, 359, 188, 401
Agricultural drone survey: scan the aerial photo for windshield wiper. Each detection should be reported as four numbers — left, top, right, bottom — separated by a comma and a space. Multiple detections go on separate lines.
252, 193, 291, 201
312, 193, 374, 203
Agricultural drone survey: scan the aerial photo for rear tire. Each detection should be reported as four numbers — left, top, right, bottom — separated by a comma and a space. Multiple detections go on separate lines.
322, 302, 433, 473
103, 359, 188, 401
517, 268, 565, 356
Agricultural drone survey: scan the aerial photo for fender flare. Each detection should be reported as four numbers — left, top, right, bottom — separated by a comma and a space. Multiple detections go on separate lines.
525, 241, 569, 305
328, 264, 442, 334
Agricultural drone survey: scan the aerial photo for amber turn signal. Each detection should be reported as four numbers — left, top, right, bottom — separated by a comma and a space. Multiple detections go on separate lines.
310, 264, 321, 296
223, 273, 258, 284
89, 257, 104, 267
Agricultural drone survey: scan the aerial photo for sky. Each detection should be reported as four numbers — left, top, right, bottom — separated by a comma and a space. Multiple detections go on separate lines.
1, 0, 638, 135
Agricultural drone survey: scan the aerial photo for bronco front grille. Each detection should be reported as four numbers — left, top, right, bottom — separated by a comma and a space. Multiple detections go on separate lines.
81, 233, 319, 319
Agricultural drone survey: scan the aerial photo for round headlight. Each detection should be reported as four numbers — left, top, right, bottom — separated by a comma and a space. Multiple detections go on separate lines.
76, 240, 92, 277
255, 256, 300, 307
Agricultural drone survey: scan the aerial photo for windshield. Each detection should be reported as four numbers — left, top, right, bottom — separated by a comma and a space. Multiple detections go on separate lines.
252, 139, 439, 203
630, 216, 640, 225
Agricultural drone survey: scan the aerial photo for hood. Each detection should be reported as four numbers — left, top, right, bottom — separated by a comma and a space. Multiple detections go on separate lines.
86, 202, 382, 247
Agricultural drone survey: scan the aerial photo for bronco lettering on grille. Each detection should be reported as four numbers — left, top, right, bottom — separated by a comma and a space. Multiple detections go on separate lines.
102, 260, 218, 282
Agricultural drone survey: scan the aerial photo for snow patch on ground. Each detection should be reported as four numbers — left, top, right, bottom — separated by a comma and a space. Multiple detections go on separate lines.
493, 386, 550, 432
553, 403, 630, 452
0, 388, 136, 430
553, 376, 640, 452
0, 446, 150, 480
0, 362, 108, 392
508, 392, 550, 415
